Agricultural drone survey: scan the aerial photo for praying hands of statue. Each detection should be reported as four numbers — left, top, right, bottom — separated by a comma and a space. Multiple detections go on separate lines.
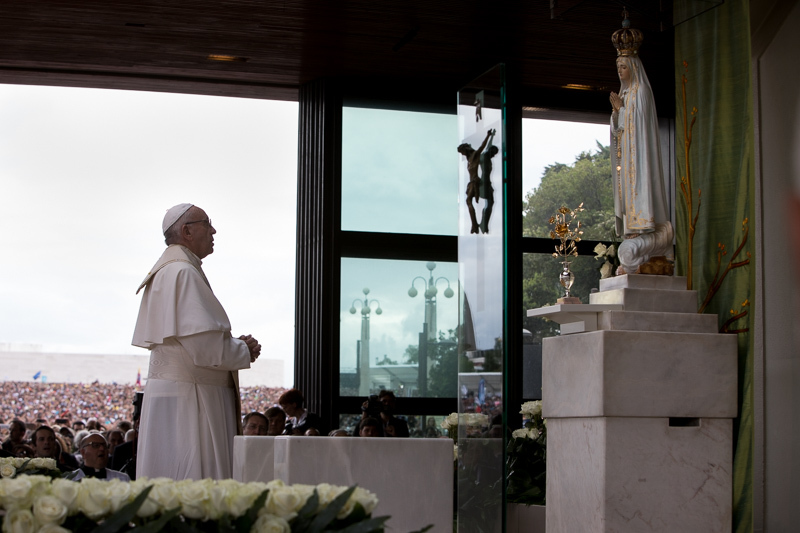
610, 92, 623, 113
238, 334, 261, 362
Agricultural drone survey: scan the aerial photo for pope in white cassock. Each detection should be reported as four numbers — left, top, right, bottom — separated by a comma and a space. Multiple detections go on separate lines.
132, 203, 261, 480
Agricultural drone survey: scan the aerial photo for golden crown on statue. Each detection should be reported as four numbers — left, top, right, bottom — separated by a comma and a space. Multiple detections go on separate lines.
611, 10, 643, 56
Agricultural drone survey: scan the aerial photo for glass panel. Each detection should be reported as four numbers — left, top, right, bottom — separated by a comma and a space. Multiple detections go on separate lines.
457, 66, 505, 533
339, 258, 459, 398
522, 119, 613, 240
341, 107, 458, 236
338, 413, 444, 438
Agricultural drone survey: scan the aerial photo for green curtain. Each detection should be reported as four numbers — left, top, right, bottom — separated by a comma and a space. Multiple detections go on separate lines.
674, 0, 755, 531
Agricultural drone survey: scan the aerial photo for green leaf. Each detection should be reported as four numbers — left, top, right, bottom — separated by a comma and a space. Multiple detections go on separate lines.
308, 486, 356, 533
291, 489, 320, 533
128, 507, 182, 533
91, 485, 153, 533
407, 525, 433, 533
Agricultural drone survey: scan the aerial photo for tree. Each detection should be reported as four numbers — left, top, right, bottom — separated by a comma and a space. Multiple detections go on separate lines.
403, 328, 472, 397
522, 143, 614, 343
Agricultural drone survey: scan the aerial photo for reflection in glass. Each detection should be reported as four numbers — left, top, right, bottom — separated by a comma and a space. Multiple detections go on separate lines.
341, 107, 457, 236
340, 258, 458, 398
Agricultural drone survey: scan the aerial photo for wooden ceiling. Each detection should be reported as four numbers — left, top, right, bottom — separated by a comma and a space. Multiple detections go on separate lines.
0, 0, 675, 111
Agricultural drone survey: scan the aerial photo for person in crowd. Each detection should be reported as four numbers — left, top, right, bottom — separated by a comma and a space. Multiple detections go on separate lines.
117, 420, 133, 433
13, 443, 35, 458
360, 390, 409, 438
328, 429, 350, 437
72, 420, 86, 432
73, 430, 89, 455
71, 433, 130, 481
106, 429, 125, 459
304, 428, 320, 436
264, 407, 286, 436
58, 427, 75, 451
110, 392, 142, 480
242, 412, 269, 436
86, 418, 102, 431
279, 389, 326, 435
132, 203, 261, 480
32, 425, 80, 472
2, 419, 26, 454
357, 417, 383, 437
124, 429, 137, 442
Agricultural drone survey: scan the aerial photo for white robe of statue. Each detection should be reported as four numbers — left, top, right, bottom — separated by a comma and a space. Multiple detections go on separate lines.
611, 55, 670, 236
132, 244, 251, 480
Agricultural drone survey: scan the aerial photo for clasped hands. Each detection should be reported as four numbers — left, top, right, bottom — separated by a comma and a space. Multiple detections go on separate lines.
238, 334, 262, 363
610, 92, 623, 113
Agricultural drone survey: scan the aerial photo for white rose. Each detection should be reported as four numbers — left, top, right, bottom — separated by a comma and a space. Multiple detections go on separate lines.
2, 509, 35, 533
76, 478, 113, 520
225, 482, 264, 517
251, 513, 291, 533
50, 479, 80, 514
32, 495, 68, 525
526, 427, 541, 440
593, 243, 607, 257
28, 458, 49, 470
128, 481, 160, 518
264, 485, 304, 520
0, 477, 34, 509
177, 480, 210, 520
0, 462, 17, 478
149, 480, 181, 512
350, 487, 378, 516
511, 428, 528, 439
607, 244, 616, 258
600, 262, 613, 279
520, 401, 542, 418
105, 479, 132, 513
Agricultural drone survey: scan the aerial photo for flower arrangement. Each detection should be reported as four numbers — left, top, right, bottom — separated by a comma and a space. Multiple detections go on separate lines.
593, 241, 620, 279
0, 458, 60, 480
0, 476, 386, 533
440, 413, 490, 446
506, 401, 547, 506
548, 204, 585, 261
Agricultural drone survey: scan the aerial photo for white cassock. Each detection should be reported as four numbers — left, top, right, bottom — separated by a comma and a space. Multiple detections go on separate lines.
611, 55, 670, 236
132, 244, 251, 480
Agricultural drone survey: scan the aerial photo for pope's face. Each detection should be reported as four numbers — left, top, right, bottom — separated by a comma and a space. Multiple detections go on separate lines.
185, 207, 216, 259
617, 59, 631, 84
81, 436, 109, 469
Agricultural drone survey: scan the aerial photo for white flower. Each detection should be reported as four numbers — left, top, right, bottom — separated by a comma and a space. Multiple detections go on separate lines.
520, 401, 542, 418
223, 481, 265, 517
177, 479, 211, 520
105, 479, 132, 513
440, 413, 458, 430
511, 428, 528, 439
0, 462, 17, 479
593, 243, 607, 257
2, 508, 36, 533
28, 458, 54, 471
526, 427, 541, 440
607, 244, 616, 258
600, 261, 613, 279
148, 478, 181, 513
0, 477, 35, 510
76, 478, 113, 520
350, 487, 378, 516
32, 495, 68, 525
264, 484, 305, 520
49, 479, 80, 514
251, 513, 291, 533
128, 480, 161, 518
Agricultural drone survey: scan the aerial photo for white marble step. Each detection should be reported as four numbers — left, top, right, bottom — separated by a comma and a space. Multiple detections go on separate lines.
597, 310, 718, 333
542, 329, 737, 418
590, 287, 698, 313
599, 274, 688, 291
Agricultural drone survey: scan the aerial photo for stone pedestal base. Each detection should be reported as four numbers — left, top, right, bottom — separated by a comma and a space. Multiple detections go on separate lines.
546, 417, 732, 533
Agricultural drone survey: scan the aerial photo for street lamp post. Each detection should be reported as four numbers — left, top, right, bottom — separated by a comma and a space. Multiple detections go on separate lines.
350, 287, 382, 396
408, 262, 454, 395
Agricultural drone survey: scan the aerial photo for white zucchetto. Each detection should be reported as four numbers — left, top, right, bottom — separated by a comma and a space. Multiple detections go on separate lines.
162, 203, 194, 235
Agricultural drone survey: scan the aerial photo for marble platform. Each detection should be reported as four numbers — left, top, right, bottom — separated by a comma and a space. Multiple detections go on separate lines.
233, 436, 453, 533
539, 274, 737, 533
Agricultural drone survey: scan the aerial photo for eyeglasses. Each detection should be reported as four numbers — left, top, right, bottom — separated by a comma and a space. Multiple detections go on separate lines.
82, 441, 108, 450
184, 219, 212, 228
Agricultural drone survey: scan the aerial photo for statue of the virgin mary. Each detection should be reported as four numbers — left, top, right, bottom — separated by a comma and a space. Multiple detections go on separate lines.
609, 14, 674, 274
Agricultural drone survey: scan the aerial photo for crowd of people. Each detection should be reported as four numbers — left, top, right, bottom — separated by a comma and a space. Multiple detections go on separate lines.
0, 381, 288, 428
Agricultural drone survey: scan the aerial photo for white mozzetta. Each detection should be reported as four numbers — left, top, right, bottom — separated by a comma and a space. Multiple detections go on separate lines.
547, 417, 732, 532
542, 330, 737, 418
232, 436, 275, 482
273, 436, 453, 533
590, 287, 698, 313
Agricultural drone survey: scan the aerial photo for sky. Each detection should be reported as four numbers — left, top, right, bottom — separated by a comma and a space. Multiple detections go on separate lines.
0, 83, 608, 388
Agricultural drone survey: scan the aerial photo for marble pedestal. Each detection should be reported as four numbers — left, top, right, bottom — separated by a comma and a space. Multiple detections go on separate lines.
540, 275, 737, 533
